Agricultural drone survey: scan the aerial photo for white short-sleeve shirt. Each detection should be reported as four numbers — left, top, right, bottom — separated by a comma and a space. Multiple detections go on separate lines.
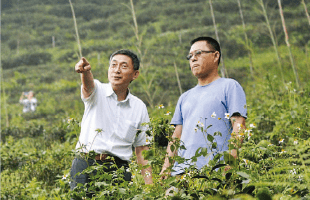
76, 79, 150, 161
20, 98, 37, 113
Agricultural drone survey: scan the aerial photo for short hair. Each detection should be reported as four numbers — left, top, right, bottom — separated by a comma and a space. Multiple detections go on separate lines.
28, 90, 35, 96
190, 36, 221, 65
109, 49, 140, 70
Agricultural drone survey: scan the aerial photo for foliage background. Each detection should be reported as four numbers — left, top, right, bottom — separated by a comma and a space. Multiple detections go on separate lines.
1, 0, 310, 199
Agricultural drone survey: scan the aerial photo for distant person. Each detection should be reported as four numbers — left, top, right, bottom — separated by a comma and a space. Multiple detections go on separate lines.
160, 36, 247, 178
70, 49, 152, 195
19, 91, 37, 113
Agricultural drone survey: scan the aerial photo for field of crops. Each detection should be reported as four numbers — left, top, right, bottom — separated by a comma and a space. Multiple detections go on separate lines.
1, 0, 310, 199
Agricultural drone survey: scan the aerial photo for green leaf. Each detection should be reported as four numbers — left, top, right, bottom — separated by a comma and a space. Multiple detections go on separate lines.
214, 131, 222, 136
201, 147, 208, 157
118, 188, 127, 194
224, 152, 237, 167
211, 164, 227, 173
237, 171, 250, 179
170, 144, 175, 152
228, 143, 235, 150
207, 134, 214, 142
145, 130, 151, 136
213, 153, 222, 162
136, 129, 142, 136
212, 142, 217, 149
95, 181, 109, 187
225, 172, 232, 181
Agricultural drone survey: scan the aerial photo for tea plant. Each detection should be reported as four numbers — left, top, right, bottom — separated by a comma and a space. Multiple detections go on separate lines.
2, 83, 310, 199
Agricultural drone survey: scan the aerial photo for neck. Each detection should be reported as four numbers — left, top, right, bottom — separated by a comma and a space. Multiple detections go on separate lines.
198, 73, 221, 86
112, 85, 129, 101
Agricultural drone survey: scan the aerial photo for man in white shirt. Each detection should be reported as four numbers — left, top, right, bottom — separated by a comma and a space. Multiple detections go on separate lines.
19, 91, 37, 113
70, 49, 152, 194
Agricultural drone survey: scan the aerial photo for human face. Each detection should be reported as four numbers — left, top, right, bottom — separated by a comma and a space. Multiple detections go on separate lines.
108, 54, 139, 88
188, 41, 219, 79
28, 91, 34, 98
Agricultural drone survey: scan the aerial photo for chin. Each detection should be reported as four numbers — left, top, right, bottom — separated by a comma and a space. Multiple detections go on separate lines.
111, 80, 131, 87
192, 71, 200, 77
110, 81, 122, 85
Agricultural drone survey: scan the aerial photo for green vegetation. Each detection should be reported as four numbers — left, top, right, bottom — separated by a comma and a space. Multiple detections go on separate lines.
1, 0, 310, 199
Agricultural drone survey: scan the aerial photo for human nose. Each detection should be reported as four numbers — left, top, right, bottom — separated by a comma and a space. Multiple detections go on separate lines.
112, 64, 121, 72
190, 53, 198, 61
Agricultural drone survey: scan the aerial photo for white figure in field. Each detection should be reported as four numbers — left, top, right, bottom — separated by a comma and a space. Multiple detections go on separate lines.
19, 91, 37, 113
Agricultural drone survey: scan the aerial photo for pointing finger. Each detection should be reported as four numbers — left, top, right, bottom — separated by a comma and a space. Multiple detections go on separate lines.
82, 57, 89, 66
75, 60, 84, 73
75, 57, 91, 73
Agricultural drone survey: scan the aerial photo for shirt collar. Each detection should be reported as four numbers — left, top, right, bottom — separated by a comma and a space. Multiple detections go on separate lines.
106, 82, 131, 106
106, 82, 115, 97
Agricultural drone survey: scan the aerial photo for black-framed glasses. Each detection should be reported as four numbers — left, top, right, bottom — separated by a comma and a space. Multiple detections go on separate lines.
186, 50, 216, 60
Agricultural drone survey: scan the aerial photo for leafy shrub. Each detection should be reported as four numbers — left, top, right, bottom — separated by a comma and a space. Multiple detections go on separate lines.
2, 52, 52, 69
48, 4, 104, 21
136, 7, 160, 25
1, 125, 44, 143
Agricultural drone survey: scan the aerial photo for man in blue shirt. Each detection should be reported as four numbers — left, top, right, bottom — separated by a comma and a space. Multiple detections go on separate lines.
160, 37, 247, 177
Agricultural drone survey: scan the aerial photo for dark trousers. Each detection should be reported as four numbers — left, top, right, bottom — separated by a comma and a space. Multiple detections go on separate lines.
70, 156, 132, 191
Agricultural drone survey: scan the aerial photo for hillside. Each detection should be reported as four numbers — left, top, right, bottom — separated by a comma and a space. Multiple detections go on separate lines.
1, 0, 310, 128
1, 0, 310, 199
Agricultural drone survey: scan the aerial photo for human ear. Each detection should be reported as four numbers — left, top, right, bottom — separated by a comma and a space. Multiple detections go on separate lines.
214, 51, 220, 64
133, 70, 139, 80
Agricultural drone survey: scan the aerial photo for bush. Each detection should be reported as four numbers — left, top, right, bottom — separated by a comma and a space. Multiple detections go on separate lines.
1, 125, 44, 143
2, 52, 52, 69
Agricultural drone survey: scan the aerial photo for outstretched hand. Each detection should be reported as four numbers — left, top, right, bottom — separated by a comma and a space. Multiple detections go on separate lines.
75, 57, 91, 73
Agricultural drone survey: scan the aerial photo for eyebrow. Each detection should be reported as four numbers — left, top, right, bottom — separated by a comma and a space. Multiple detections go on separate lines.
188, 49, 202, 54
111, 60, 129, 65
189, 49, 215, 54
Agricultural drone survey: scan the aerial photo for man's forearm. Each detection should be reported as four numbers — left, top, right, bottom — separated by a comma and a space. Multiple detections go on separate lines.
137, 153, 153, 184
160, 125, 182, 175
230, 115, 246, 158
75, 57, 94, 98
141, 166, 152, 184
162, 141, 177, 170
81, 71, 95, 98
160, 137, 180, 176
135, 145, 153, 184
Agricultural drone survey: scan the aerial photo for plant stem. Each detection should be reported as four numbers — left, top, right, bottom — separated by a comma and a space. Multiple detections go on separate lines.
306, 44, 310, 72
69, 0, 82, 58
129, 0, 142, 56
277, 0, 300, 88
302, 0, 310, 26
257, 0, 285, 85
126, 0, 162, 108
0, 67, 10, 127
209, 0, 227, 78
237, 0, 254, 77
174, 61, 183, 96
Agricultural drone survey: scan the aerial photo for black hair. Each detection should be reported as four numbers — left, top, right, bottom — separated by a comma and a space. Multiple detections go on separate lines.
109, 49, 140, 70
190, 36, 221, 65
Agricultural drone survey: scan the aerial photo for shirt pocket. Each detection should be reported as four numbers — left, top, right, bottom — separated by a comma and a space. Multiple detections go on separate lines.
117, 119, 139, 143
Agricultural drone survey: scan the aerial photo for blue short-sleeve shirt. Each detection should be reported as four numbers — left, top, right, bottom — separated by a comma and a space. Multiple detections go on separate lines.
171, 78, 247, 175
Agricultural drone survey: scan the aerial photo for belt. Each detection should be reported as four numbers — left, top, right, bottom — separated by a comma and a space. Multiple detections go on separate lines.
94, 154, 113, 161
85, 153, 124, 163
